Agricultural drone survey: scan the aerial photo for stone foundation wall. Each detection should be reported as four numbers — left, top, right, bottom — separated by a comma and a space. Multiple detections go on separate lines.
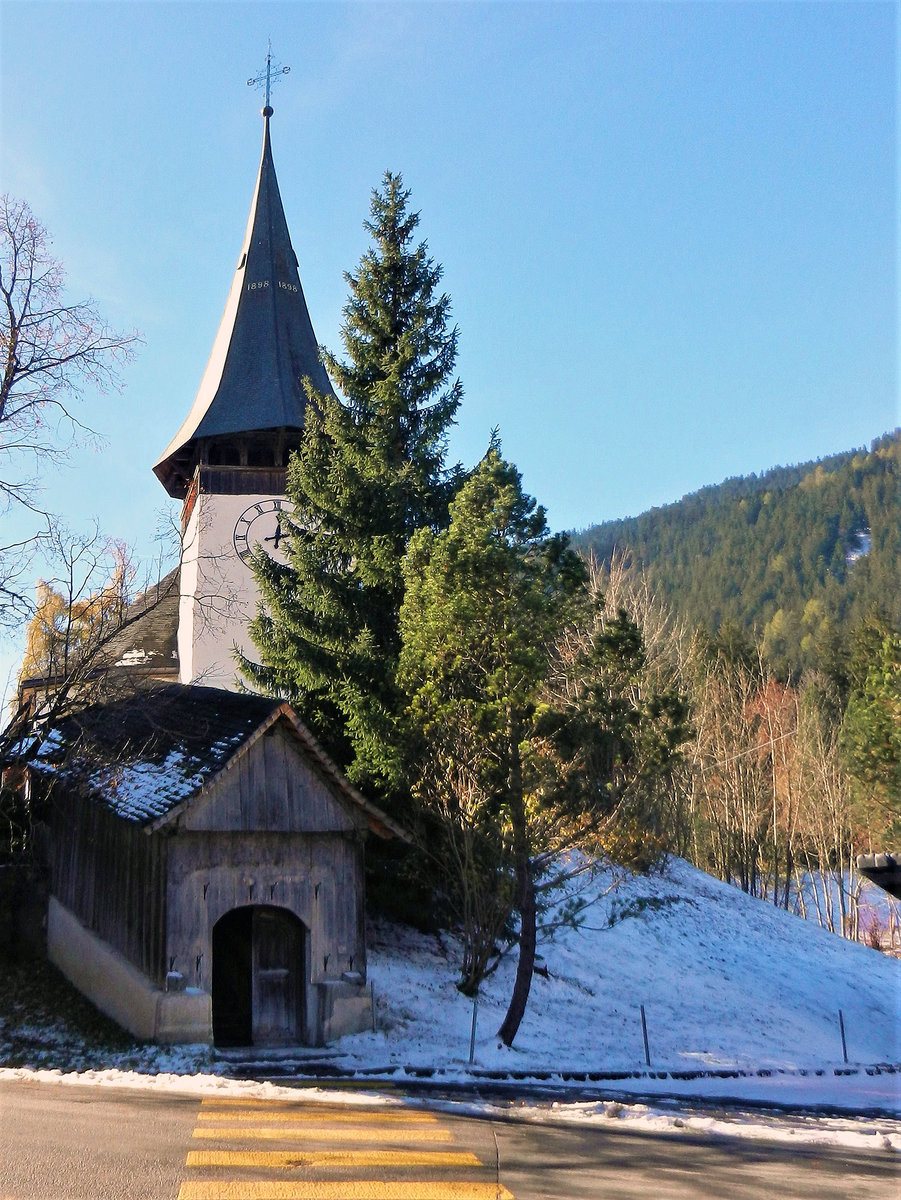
47, 896, 212, 1045
316, 978, 372, 1044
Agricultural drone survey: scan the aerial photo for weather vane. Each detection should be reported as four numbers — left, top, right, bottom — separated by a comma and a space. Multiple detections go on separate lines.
247, 40, 290, 111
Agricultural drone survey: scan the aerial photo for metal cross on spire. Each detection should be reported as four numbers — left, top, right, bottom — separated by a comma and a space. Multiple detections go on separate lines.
247, 40, 290, 112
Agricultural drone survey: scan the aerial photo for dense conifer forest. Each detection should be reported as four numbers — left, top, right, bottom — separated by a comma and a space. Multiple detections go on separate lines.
574, 430, 900, 679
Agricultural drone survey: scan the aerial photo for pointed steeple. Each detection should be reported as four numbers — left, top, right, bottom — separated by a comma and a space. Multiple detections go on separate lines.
154, 108, 332, 498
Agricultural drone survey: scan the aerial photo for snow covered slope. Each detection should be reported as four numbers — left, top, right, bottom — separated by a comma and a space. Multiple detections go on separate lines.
347, 857, 900, 1074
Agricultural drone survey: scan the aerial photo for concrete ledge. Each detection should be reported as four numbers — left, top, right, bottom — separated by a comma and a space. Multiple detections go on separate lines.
856, 851, 901, 899
316, 979, 371, 1043
47, 896, 211, 1044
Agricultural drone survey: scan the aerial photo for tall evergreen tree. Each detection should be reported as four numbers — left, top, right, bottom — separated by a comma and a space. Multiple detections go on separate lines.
242, 173, 462, 794
840, 627, 901, 840
399, 451, 585, 1032
399, 451, 686, 1043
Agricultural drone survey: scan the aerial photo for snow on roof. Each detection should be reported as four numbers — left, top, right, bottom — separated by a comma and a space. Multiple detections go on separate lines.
85, 741, 244, 823
31, 684, 283, 824
101, 566, 180, 675
30, 682, 406, 839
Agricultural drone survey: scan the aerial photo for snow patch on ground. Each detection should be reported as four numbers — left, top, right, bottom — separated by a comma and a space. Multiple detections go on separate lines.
3, 857, 899, 1149
845, 528, 872, 565
1, 1065, 898, 1153
353, 857, 900, 1074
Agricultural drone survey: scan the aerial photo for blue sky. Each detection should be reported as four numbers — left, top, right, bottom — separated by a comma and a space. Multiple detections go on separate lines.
1, 1, 897, 565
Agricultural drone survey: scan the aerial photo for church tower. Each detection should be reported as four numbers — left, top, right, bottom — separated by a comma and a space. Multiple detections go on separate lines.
154, 99, 332, 688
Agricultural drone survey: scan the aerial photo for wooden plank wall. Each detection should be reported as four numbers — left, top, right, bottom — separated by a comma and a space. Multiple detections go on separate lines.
51, 791, 167, 983
180, 725, 363, 835
166, 831, 366, 995
49, 727, 369, 1000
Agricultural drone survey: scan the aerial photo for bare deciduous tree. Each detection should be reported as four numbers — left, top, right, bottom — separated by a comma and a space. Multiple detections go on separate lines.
1, 527, 178, 862
0, 195, 139, 623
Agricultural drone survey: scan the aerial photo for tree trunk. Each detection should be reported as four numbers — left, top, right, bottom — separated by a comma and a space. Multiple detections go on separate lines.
497, 856, 536, 1046
497, 711, 535, 1047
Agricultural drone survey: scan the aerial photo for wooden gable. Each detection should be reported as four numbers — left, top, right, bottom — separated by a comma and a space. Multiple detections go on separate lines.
173, 720, 362, 835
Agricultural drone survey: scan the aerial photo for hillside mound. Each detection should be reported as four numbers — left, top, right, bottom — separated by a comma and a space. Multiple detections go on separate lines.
347, 857, 899, 1073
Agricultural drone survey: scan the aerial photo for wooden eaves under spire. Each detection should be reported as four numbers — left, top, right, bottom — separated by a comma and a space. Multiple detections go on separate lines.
153, 106, 334, 500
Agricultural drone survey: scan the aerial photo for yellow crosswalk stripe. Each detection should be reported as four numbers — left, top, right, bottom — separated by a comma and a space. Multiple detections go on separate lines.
178, 1184, 514, 1200
197, 1107, 438, 1124
200, 1097, 282, 1106
192, 1125, 453, 1142
186, 1149, 482, 1168
183, 1098, 516, 1198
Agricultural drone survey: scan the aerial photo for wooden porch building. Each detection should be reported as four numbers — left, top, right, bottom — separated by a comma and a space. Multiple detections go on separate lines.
34, 684, 405, 1046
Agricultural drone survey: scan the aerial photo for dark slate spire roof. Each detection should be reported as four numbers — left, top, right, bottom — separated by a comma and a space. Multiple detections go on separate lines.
154, 110, 333, 496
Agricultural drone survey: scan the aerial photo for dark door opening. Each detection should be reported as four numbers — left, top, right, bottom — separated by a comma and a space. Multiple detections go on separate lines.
212, 905, 306, 1047
212, 907, 252, 1045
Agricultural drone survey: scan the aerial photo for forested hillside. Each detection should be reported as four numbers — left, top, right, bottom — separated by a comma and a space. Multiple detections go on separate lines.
575, 430, 900, 677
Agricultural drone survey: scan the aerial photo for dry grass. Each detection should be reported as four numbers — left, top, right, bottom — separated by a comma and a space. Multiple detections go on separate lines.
0, 955, 150, 1070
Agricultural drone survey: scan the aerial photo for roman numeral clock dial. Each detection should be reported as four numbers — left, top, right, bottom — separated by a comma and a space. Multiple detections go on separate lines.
233, 499, 292, 567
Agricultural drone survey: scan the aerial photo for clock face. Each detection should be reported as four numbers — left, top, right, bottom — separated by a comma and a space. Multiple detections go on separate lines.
233, 499, 291, 567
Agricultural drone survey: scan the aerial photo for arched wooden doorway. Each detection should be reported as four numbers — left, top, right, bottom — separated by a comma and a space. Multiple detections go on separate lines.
212, 905, 307, 1046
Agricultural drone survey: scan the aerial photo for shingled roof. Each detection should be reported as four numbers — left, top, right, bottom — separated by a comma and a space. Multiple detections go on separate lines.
153, 110, 334, 497
100, 567, 180, 678
32, 684, 406, 840
15, 569, 181, 715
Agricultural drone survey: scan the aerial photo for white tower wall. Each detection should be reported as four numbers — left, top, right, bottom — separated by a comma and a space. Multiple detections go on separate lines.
178, 492, 272, 689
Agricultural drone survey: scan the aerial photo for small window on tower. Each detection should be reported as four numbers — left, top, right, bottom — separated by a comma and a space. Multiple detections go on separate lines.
237, 253, 247, 270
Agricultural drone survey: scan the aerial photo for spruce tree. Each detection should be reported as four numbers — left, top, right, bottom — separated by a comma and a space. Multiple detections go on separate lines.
242, 172, 462, 795
840, 625, 901, 838
399, 450, 687, 1042
399, 451, 584, 1024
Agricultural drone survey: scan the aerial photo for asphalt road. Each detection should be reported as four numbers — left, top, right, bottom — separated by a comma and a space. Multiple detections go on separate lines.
1, 1079, 897, 1200
1, 1079, 196, 1200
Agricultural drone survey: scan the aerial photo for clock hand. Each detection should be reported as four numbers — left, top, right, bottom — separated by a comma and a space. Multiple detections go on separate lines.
265, 517, 283, 549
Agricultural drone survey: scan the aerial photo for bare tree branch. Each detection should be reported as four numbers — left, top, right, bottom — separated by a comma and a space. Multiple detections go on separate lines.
0, 195, 140, 624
